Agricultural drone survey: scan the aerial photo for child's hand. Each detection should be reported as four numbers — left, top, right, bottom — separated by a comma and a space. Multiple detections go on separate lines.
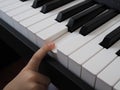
3, 42, 55, 90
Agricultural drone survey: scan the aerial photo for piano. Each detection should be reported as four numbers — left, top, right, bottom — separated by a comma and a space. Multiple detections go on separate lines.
0, 0, 120, 90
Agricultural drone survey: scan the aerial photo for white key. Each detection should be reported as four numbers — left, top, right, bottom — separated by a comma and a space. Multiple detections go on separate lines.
13, 7, 41, 36
56, 14, 120, 68
0, 0, 19, 17
34, 0, 88, 46
114, 80, 120, 90
29, 15, 58, 33
36, 20, 68, 47
7, 0, 33, 17
15, 0, 83, 44
0, 0, 4, 2
53, 32, 74, 52
20, 0, 84, 27
1, 0, 33, 27
81, 21, 120, 87
95, 57, 120, 90
13, 7, 41, 22
68, 20, 120, 77
68, 36, 103, 77
0, 0, 18, 8
1, 1, 27, 12
55, 28, 97, 68
28, 15, 58, 45
81, 41, 120, 87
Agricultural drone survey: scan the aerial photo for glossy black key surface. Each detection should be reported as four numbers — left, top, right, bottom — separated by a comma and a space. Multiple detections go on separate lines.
32, 0, 52, 8
80, 9, 118, 36
67, 4, 106, 32
94, 0, 120, 11
56, 0, 95, 22
116, 49, 120, 56
100, 26, 120, 49
41, 0, 74, 13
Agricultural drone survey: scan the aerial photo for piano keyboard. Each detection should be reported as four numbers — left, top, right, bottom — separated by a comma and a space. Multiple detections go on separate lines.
0, 0, 120, 90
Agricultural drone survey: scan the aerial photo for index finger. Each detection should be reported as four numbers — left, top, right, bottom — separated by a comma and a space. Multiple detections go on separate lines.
25, 42, 55, 71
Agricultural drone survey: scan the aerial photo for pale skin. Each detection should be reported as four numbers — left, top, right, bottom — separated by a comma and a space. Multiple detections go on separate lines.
3, 42, 55, 90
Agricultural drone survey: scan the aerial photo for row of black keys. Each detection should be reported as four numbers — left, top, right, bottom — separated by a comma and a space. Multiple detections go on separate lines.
20, 0, 120, 56
20, 0, 118, 35
20, 0, 120, 12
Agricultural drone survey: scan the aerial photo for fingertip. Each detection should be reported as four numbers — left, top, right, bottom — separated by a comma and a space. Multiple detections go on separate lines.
43, 42, 55, 52
25, 42, 55, 71
47, 42, 55, 50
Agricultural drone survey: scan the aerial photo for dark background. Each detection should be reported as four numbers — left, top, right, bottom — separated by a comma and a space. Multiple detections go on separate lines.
0, 38, 31, 89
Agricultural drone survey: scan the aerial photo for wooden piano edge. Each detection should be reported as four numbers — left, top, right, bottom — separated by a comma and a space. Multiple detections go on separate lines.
0, 19, 94, 90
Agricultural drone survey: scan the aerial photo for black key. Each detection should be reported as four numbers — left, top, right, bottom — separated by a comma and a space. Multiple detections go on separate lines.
41, 0, 74, 14
100, 26, 120, 49
116, 49, 120, 56
32, 0, 52, 8
20, 0, 28, 1
94, 0, 120, 11
80, 9, 118, 36
67, 4, 106, 32
56, 0, 96, 22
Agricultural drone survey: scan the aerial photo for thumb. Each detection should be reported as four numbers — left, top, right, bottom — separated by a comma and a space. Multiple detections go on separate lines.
24, 42, 55, 71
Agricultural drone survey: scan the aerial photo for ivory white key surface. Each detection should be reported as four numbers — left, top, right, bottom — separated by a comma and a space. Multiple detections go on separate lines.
13, 7, 41, 22
53, 32, 73, 53
6, 0, 33, 17
1, 0, 33, 27
0, 0, 18, 8
0, 0, 19, 17
0, 0, 4, 2
95, 57, 120, 90
68, 35, 103, 77
81, 21, 120, 87
26, 15, 58, 44
114, 80, 120, 90
1, 1, 27, 12
28, 15, 58, 41
68, 16, 120, 77
36, 20, 68, 47
0, 0, 81, 45
55, 26, 99, 68
0, 0, 28, 19
81, 42, 120, 87
20, 0, 84, 27
0, 0, 82, 40
15, 0, 83, 44
56, 14, 120, 68
13, 7, 41, 37
14, 0, 84, 46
